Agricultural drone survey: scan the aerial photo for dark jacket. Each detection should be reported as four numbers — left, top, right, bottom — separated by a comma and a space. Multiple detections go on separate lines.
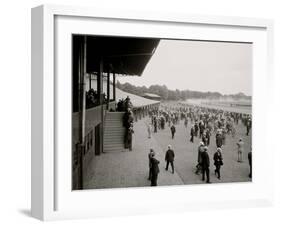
248, 151, 252, 166
197, 146, 204, 163
148, 152, 154, 167
194, 124, 199, 132
165, 149, 175, 162
190, 127, 195, 136
202, 135, 207, 145
199, 123, 205, 132
151, 157, 160, 174
123, 112, 134, 128
201, 151, 210, 168
216, 134, 223, 147
123, 112, 128, 127
170, 125, 176, 133
213, 151, 223, 166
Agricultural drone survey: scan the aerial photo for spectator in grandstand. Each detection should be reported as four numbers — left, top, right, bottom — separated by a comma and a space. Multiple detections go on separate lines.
124, 96, 133, 111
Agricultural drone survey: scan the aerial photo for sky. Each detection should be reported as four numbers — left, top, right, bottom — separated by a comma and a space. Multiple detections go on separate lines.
117, 39, 252, 96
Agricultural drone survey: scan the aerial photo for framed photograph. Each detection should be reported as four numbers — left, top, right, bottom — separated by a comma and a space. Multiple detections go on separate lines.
31, 4, 274, 221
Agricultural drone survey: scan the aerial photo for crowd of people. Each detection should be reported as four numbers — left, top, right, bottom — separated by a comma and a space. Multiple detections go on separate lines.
146, 102, 252, 186
86, 88, 107, 109
117, 96, 133, 112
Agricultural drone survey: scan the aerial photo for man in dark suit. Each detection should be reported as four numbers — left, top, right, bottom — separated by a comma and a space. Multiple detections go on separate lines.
199, 120, 205, 138
213, 147, 223, 179
153, 116, 158, 133
195, 142, 204, 175
216, 132, 223, 148
248, 149, 252, 178
150, 153, 160, 186
148, 149, 155, 180
170, 124, 176, 139
201, 146, 211, 183
194, 122, 199, 137
190, 125, 195, 143
165, 145, 175, 174
246, 118, 251, 136
205, 128, 211, 146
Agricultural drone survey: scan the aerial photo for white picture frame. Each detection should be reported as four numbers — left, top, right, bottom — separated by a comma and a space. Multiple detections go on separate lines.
31, 4, 274, 221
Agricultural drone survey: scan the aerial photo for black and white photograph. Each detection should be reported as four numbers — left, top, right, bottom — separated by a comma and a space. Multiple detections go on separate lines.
72, 35, 252, 190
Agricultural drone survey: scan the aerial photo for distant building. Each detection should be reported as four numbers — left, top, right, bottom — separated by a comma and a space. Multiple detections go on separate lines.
142, 93, 161, 101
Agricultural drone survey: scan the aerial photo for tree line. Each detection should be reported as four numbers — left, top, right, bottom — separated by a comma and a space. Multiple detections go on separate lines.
116, 81, 251, 101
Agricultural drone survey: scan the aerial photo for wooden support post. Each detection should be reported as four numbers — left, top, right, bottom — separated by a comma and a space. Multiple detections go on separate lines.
77, 36, 87, 190
97, 58, 104, 155
107, 71, 110, 110
97, 74, 101, 104
89, 73, 91, 90
113, 73, 116, 101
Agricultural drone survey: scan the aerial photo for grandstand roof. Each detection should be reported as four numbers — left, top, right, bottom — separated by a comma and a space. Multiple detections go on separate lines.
73, 36, 160, 76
